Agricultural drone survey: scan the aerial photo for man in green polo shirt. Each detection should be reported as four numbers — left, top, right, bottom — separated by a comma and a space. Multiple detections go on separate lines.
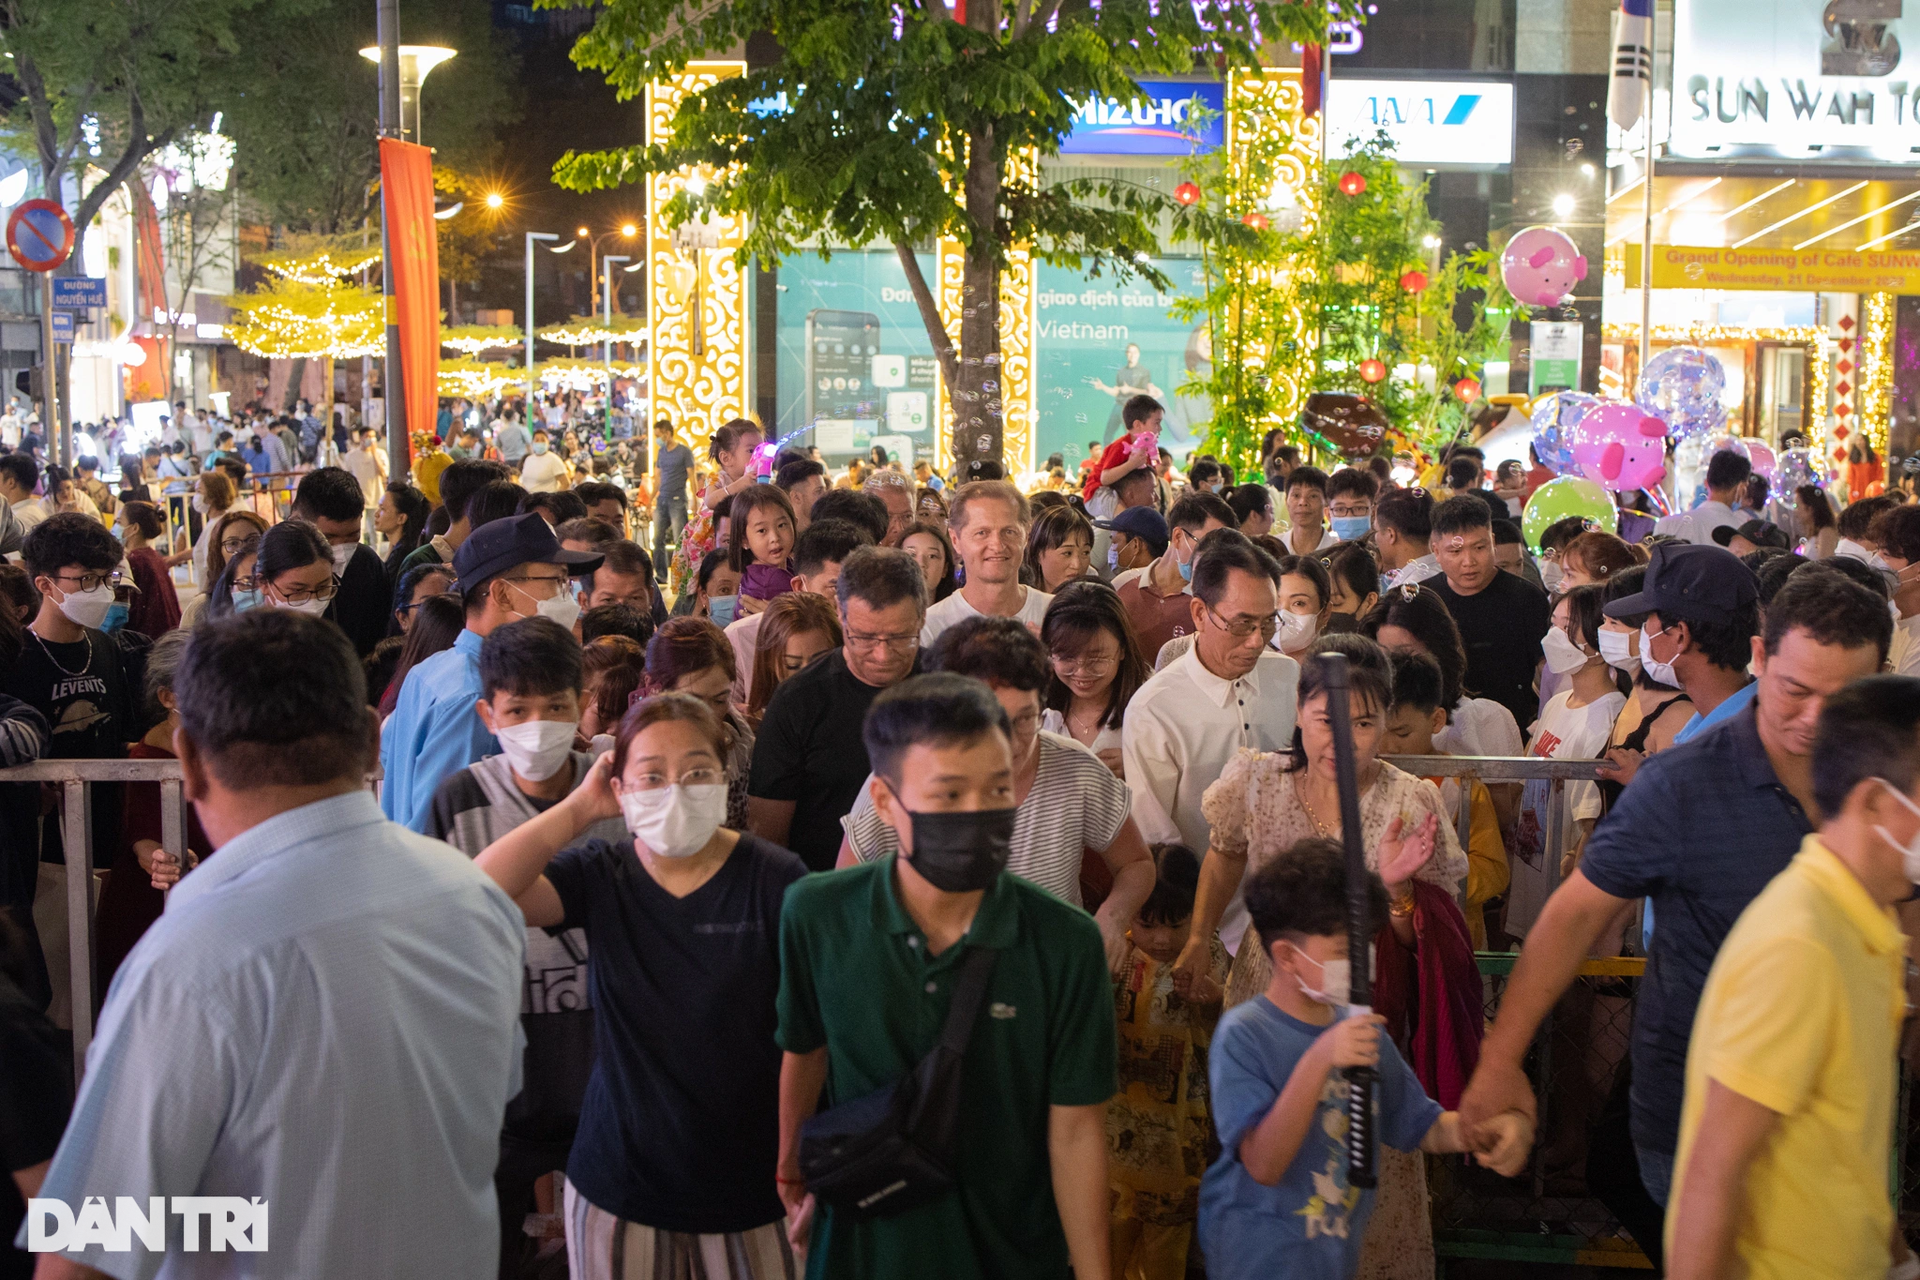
775, 673, 1117, 1279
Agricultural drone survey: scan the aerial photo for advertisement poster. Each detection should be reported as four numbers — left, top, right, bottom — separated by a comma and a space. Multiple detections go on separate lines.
1033, 256, 1213, 468
1529, 321, 1583, 395
773, 249, 940, 460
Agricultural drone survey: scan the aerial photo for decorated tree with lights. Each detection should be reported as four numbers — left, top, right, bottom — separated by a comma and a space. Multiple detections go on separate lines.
226, 233, 384, 410
1173, 131, 1511, 473
546, 0, 1329, 471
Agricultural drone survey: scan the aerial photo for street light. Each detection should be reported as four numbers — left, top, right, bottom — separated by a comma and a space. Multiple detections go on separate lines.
603, 254, 633, 417
358, 44, 457, 144
525, 232, 573, 416
485, 192, 504, 210
577, 223, 640, 318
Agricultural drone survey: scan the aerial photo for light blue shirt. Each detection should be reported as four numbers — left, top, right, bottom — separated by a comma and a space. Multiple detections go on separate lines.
1671, 680, 1757, 746
23, 791, 526, 1279
381, 628, 497, 832
494, 422, 531, 465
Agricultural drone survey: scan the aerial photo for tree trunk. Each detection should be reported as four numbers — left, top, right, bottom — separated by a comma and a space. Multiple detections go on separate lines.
282, 358, 307, 412
953, 123, 1003, 475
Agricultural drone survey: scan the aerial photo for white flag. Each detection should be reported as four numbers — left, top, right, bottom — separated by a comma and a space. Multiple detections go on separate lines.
1609, 0, 1653, 132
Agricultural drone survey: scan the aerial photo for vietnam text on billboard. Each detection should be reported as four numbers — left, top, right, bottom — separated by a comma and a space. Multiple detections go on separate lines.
1059, 81, 1225, 156
1623, 243, 1920, 292
1325, 79, 1515, 167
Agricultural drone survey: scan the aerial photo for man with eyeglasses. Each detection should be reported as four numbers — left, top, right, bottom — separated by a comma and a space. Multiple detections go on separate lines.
382, 513, 603, 832
862, 469, 916, 548
2, 514, 137, 1001
748, 545, 925, 871
1122, 530, 1298, 952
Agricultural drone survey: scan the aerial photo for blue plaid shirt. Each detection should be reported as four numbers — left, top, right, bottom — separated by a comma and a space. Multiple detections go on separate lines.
24, 790, 526, 1278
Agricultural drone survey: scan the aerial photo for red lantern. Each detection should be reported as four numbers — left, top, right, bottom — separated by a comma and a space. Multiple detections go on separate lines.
1241, 212, 1270, 231
1174, 181, 1201, 206
1399, 269, 1429, 293
1338, 171, 1367, 197
1453, 377, 1482, 403
1358, 358, 1387, 383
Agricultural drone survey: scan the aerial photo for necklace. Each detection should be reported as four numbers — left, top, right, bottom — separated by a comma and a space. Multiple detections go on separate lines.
1297, 781, 1338, 837
1065, 705, 1104, 742
31, 627, 91, 679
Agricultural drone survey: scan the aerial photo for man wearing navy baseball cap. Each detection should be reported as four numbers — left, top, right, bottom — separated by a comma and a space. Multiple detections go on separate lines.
1096, 505, 1169, 578
382, 513, 602, 831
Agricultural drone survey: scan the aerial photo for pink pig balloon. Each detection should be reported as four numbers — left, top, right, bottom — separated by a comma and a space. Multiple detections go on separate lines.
1569, 402, 1669, 493
1501, 225, 1588, 309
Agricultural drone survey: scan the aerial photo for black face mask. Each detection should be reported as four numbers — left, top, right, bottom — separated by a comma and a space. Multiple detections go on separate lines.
1323, 610, 1361, 635
903, 807, 1017, 892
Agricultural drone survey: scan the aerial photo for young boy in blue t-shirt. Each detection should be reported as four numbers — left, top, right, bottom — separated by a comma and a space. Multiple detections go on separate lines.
1198, 837, 1532, 1280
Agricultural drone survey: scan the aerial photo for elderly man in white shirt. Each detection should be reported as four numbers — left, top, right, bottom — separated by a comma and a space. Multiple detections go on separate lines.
1122, 530, 1298, 952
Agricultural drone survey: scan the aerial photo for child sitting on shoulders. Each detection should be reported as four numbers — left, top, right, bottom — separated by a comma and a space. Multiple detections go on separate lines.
730, 484, 798, 611
1198, 838, 1530, 1280
1109, 844, 1230, 1280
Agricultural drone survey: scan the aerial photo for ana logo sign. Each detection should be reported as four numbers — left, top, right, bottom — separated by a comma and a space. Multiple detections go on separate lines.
1325, 80, 1515, 167
1059, 80, 1226, 156
28, 1197, 269, 1253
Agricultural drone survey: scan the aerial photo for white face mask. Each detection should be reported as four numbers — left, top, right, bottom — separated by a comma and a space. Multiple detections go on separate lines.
619, 783, 729, 858
1274, 609, 1320, 652
272, 594, 330, 616
1539, 560, 1565, 594
1640, 621, 1679, 688
1596, 626, 1641, 677
330, 542, 357, 573
511, 580, 582, 631
53, 583, 115, 630
494, 719, 577, 782
1289, 948, 1351, 1008
1873, 780, 1920, 882
1542, 626, 1592, 675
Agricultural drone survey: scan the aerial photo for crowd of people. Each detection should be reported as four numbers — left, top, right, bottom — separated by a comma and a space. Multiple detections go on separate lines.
0, 386, 1917, 1280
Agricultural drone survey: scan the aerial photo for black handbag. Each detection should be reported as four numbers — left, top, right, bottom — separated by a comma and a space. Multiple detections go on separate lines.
798, 945, 998, 1219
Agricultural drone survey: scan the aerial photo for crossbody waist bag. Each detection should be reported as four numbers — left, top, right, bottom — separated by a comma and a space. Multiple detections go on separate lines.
798, 945, 998, 1219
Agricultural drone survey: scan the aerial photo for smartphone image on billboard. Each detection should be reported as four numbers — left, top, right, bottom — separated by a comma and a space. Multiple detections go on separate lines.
806, 309, 883, 447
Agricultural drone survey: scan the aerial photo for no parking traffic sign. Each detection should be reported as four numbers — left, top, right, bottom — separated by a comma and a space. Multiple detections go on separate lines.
7, 199, 74, 272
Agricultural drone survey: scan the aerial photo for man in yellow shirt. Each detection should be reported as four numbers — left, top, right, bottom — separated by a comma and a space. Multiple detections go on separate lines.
1667, 674, 1920, 1280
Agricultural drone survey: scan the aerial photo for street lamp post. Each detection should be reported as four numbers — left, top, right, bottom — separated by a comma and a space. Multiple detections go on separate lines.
577, 224, 639, 317
603, 254, 632, 422
525, 232, 570, 418
364, 37, 456, 472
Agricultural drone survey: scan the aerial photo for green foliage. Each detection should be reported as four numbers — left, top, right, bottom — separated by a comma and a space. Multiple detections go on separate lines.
1169, 130, 1511, 473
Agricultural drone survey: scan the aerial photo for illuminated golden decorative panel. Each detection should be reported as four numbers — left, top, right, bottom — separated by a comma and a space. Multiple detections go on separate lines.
1227, 69, 1321, 433
646, 61, 748, 455
1862, 291, 1894, 455
934, 237, 965, 472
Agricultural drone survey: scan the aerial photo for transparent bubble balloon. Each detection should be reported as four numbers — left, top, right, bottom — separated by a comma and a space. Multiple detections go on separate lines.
1702, 432, 1750, 462
1635, 347, 1726, 440
1773, 447, 1823, 510
1529, 391, 1596, 476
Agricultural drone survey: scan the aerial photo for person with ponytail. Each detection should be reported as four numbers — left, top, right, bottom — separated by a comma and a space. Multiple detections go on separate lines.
668, 419, 764, 595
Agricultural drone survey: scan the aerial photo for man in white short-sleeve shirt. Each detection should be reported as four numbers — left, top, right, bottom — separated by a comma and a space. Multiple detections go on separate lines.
1123, 531, 1297, 951
920, 479, 1052, 647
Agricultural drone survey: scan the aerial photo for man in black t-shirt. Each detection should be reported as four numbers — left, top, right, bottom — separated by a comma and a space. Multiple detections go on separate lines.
747, 546, 926, 870
1426, 495, 1552, 733
1, 515, 135, 875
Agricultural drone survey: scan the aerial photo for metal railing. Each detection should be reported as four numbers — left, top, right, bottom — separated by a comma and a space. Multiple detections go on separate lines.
1, 758, 190, 1085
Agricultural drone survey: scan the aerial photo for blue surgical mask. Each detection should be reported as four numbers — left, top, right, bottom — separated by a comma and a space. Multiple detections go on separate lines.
232, 587, 264, 613
99, 602, 129, 633
532, 441, 549, 455
1178, 558, 1194, 583
1331, 515, 1371, 543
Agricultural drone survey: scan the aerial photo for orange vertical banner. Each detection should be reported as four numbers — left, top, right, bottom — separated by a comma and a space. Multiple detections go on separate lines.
379, 138, 439, 442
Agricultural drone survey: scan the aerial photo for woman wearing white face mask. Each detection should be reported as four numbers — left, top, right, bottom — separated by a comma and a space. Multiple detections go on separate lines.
254, 520, 341, 619
1595, 565, 1694, 807
1507, 584, 1628, 937
474, 693, 808, 1280
1271, 554, 1332, 660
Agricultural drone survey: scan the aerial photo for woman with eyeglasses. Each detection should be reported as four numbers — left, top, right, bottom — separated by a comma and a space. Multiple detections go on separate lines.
474, 693, 807, 1280
1039, 581, 1150, 778
375, 593, 466, 719
182, 509, 271, 628
255, 520, 340, 617
391, 562, 459, 635
206, 534, 263, 620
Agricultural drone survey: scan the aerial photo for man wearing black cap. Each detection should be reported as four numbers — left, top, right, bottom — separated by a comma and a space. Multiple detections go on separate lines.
1460, 562, 1890, 1223
381, 512, 602, 832
1711, 518, 1791, 559
1096, 505, 1167, 580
